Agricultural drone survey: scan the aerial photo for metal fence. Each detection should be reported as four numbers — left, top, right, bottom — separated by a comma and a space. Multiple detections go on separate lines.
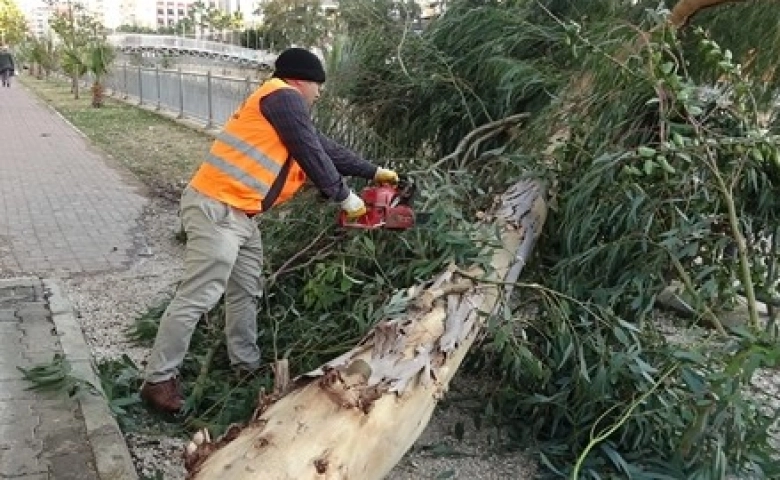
104, 63, 263, 128
107, 34, 276, 65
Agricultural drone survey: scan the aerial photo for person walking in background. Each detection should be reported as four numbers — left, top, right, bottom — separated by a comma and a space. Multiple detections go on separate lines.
0, 46, 15, 88
140, 47, 400, 414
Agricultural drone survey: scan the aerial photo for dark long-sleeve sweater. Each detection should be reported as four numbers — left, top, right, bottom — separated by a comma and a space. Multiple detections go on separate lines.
0, 52, 14, 72
259, 88, 377, 203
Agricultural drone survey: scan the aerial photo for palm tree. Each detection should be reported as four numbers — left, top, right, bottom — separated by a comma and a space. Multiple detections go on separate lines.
22, 35, 58, 78
60, 41, 115, 107
60, 46, 88, 98
84, 42, 115, 107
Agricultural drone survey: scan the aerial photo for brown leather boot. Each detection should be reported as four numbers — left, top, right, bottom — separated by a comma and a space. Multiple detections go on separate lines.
140, 377, 184, 414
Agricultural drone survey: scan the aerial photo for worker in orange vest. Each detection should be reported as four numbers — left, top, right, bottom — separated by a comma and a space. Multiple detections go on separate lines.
140, 47, 399, 414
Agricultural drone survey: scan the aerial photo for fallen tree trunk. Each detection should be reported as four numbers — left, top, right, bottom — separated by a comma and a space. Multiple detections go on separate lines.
184, 177, 547, 479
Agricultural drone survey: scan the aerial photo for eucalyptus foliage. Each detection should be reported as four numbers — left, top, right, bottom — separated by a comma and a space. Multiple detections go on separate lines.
111, 1, 780, 477
320, 2, 780, 476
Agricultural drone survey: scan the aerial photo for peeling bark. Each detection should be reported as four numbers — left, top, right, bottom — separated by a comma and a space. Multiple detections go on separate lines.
185, 178, 548, 480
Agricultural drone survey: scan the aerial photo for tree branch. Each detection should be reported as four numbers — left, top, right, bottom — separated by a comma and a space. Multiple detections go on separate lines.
669, 0, 751, 28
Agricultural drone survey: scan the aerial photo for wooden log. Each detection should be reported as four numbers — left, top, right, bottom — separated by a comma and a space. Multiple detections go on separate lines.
184, 178, 548, 480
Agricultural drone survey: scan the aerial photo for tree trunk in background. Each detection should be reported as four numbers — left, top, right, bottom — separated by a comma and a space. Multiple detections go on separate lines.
71, 73, 79, 99
185, 178, 548, 480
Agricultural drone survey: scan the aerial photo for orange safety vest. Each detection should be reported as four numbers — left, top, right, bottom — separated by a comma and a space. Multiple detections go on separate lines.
189, 78, 307, 214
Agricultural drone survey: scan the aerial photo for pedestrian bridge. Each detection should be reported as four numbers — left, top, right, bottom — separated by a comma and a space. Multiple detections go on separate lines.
107, 34, 276, 68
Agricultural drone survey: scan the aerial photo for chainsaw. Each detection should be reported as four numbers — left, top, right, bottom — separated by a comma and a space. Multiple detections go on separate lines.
338, 176, 425, 230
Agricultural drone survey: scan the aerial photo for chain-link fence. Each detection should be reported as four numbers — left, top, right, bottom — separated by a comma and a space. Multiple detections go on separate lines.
104, 63, 263, 129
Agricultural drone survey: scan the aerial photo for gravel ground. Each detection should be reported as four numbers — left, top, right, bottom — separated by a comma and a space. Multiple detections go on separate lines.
61, 195, 538, 480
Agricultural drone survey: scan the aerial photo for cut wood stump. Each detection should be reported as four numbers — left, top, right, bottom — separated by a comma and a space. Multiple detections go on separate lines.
185, 178, 548, 480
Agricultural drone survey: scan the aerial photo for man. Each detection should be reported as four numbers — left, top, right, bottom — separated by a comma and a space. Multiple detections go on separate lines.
0, 46, 14, 88
140, 48, 399, 413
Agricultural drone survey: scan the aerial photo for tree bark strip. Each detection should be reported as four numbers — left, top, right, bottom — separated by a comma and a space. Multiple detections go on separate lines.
185, 178, 548, 480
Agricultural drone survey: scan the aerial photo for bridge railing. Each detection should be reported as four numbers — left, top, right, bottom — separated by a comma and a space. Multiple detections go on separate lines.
105, 62, 265, 129
107, 34, 276, 64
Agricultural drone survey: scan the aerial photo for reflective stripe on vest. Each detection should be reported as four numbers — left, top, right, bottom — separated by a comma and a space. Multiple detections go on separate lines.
212, 130, 282, 178
203, 152, 272, 197
188, 79, 306, 213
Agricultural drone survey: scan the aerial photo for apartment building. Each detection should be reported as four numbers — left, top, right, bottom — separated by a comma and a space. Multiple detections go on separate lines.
14, 0, 48, 37
154, 0, 193, 28
152, 0, 265, 31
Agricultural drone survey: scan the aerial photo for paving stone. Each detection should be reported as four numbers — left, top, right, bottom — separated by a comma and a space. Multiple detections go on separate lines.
22, 352, 61, 366
0, 279, 37, 289
15, 303, 49, 319
48, 450, 100, 480
0, 323, 20, 334
40, 425, 89, 457
36, 403, 83, 437
19, 322, 61, 353
0, 445, 48, 477
0, 332, 23, 356
0, 294, 36, 310
18, 322, 58, 342
0, 360, 25, 381
0, 402, 36, 427
0, 287, 35, 303
0, 380, 43, 401
0, 417, 38, 447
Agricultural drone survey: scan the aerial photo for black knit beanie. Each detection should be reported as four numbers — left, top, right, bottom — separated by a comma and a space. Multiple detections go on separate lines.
273, 48, 326, 83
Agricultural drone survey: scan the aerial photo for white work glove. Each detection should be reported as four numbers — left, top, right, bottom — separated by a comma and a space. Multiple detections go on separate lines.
374, 167, 399, 185
340, 191, 366, 220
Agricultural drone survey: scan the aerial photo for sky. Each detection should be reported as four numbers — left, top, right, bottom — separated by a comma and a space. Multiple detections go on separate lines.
12, 0, 43, 15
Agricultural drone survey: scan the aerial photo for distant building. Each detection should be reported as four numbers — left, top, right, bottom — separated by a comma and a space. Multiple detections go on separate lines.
17, 0, 445, 39
154, 0, 195, 30
14, 0, 49, 38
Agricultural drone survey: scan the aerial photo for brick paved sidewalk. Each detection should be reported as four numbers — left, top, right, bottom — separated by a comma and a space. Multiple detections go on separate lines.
0, 80, 148, 275
0, 278, 136, 479
0, 83, 142, 478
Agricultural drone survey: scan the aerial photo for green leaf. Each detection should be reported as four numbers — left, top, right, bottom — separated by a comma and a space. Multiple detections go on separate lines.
687, 105, 704, 116
638, 146, 656, 157
672, 350, 707, 364
643, 159, 656, 175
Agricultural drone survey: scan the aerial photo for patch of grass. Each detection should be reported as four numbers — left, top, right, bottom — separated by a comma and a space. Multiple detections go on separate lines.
20, 74, 212, 197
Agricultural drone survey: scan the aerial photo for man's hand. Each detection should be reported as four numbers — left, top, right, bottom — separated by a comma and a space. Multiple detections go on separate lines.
374, 167, 399, 185
341, 191, 367, 219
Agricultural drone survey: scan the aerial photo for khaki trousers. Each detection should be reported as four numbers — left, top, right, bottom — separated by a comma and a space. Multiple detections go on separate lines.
144, 186, 263, 383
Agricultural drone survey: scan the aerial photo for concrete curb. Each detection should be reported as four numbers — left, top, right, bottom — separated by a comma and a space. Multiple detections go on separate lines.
43, 279, 139, 480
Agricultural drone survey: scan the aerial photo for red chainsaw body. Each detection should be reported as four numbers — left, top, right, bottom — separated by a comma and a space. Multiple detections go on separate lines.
338, 183, 416, 230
